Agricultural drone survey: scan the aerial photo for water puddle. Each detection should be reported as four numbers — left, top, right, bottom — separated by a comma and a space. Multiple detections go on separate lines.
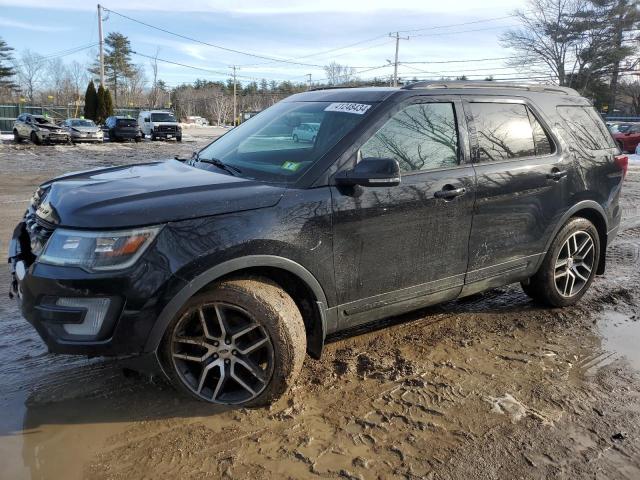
597, 309, 640, 371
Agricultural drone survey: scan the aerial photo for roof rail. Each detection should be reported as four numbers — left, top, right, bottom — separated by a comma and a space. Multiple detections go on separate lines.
401, 80, 579, 96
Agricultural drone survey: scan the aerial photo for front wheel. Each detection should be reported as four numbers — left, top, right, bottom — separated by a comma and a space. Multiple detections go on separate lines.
292, 134, 298, 143
160, 278, 306, 406
30, 131, 41, 145
134, 137, 141, 143
13, 130, 22, 143
521, 217, 600, 307
176, 136, 182, 142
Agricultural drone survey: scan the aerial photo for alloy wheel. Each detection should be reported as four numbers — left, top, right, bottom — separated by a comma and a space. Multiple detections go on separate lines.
170, 302, 274, 404
554, 230, 595, 298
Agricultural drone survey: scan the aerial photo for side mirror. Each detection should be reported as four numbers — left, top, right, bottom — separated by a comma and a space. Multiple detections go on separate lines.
335, 157, 401, 187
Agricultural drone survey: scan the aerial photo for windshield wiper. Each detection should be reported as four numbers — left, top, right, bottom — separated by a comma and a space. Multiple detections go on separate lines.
196, 155, 242, 176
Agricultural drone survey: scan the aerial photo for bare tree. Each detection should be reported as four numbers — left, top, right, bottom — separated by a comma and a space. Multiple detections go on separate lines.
323, 61, 357, 85
14, 49, 47, 100
619, 78, 640, 113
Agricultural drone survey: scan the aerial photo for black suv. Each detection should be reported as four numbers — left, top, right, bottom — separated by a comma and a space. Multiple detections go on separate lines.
104, 116, 142, 142
8, 82, 627, 407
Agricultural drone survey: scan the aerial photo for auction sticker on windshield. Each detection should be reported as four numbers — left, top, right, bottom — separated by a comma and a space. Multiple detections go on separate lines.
324, 103, 371, 115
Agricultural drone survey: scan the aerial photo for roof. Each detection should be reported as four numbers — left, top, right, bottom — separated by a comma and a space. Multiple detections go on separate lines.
287, 81, 581, 103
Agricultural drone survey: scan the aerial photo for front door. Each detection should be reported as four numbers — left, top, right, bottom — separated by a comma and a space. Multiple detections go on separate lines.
330, 97, 476, 329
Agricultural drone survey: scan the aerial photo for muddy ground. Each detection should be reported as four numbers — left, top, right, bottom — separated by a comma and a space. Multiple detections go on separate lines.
0, 133, 639, 480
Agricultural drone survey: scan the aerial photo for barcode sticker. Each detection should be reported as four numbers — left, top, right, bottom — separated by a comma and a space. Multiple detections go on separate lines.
324, 103, 371, 115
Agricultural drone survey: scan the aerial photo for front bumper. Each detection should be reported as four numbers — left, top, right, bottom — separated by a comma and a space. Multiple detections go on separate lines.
152, 129, 181, 139
71, 133, 103, 142
37, 131, 70, 143
8, 222, 183, 357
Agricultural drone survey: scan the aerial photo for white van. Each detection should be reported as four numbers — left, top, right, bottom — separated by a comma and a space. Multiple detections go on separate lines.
138, 110, 182, 141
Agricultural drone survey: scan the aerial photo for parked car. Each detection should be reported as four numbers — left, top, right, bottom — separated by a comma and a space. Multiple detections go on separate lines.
613, 123, 640, 153
138, 110, 182, 141
13, 114, 70, 145
292, 122, 319, 143
104, 116, 142, 142
8, 82, 627, 407
62, 118, 104, 143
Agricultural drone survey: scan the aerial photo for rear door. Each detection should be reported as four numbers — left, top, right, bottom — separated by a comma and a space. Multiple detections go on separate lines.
330, 96, 476, 328
462, 98, 570, 295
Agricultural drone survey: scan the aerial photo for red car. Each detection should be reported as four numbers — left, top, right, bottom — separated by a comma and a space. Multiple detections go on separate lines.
613, 123, 640, 152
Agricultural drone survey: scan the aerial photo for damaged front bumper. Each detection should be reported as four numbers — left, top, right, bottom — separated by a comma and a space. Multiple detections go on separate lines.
7, 218, 180, 358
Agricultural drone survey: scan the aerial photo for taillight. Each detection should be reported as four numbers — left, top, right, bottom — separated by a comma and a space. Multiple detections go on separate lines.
615, 154, 629, 180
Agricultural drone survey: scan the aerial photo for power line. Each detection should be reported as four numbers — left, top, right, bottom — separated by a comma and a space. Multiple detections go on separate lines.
397, 15, 517, 34
103, 6, 333, 68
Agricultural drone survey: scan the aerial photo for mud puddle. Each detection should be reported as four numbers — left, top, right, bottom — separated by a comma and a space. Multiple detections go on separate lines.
598, 309, 640, 371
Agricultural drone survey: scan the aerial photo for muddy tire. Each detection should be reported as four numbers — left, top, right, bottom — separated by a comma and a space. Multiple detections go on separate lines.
522, 217, 600, 307
159, 277, 306, 407
30, 131, 41, 145
13, 130, 22, 143
292, 134, 298, 143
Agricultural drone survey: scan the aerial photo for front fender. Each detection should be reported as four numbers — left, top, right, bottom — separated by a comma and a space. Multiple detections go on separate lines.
143, 255, 330, 357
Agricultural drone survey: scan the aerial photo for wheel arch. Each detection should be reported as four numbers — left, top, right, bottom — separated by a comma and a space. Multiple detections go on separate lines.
543, 201, 609, 275
145, 255, 329, 359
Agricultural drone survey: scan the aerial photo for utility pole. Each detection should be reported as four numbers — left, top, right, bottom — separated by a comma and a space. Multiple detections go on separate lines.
389, 32, 409, 87
306, 73, 312, 90
231, 65, 237, 126
97, 4, 105, 87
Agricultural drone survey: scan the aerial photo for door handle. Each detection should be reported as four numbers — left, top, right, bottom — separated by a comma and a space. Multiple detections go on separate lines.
434, 186, 466, 199
546, 169, 567, 181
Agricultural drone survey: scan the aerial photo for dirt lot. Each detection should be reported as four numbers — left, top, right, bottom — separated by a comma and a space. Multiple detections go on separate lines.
0, 133, 639, 480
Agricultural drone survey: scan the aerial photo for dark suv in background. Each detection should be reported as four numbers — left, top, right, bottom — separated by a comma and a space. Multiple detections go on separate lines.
9, 82, 627, 407
104, 116, 142, 142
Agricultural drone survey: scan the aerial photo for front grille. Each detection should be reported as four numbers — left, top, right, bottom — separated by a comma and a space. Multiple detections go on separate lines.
157, 125, 177, 133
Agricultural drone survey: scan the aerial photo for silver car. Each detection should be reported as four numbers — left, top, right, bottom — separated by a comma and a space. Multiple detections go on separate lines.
62, 118, 104, 143
13, 114, 70, 145
292, 122, 319, 143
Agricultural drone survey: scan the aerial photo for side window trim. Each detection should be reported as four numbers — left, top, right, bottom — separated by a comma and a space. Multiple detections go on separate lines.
462, 97, 559, 165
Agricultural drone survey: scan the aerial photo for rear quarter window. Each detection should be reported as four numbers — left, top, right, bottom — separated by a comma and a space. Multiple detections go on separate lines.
556, 106, 617, 150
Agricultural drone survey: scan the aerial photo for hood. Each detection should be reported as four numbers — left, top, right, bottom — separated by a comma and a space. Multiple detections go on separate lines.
38, 160, 285, 229
37, 123, 63, 131
71, 126, 101, 133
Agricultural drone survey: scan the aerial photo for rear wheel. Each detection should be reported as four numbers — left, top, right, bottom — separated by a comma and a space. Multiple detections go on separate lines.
160, 278, 306, 406
521, 217, 600, 307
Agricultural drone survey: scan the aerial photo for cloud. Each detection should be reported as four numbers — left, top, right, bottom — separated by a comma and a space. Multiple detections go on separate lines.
0, 0, 521, 14
0, 16, 71, 31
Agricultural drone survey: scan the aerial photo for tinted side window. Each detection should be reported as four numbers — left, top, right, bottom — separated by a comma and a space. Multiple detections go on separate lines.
360, 102, 459, 173
470, 103, 535, 162
556, 106, 616, 150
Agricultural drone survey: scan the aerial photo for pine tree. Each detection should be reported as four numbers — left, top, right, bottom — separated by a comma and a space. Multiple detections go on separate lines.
90, 32, 134, 106
0, 37, 15, 90
104, 88, 114, 117
83, 80, 98, 120
96, 83, 107, 124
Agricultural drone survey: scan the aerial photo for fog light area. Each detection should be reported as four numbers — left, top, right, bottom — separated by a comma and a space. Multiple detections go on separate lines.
56, 297, 111, 336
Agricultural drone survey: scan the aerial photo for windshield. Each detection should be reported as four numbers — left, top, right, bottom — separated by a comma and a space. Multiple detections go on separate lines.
70, 119, 95, 127
195, 100, 374, 182
34, 117, 52, 125
151, 112, 177, 122
117, 118, 137, 127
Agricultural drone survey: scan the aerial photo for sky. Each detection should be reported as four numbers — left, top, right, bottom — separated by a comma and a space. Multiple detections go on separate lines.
0, 0, 529, 87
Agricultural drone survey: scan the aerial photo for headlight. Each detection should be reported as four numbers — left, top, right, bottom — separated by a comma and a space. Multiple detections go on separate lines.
39, 226, 161, 271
